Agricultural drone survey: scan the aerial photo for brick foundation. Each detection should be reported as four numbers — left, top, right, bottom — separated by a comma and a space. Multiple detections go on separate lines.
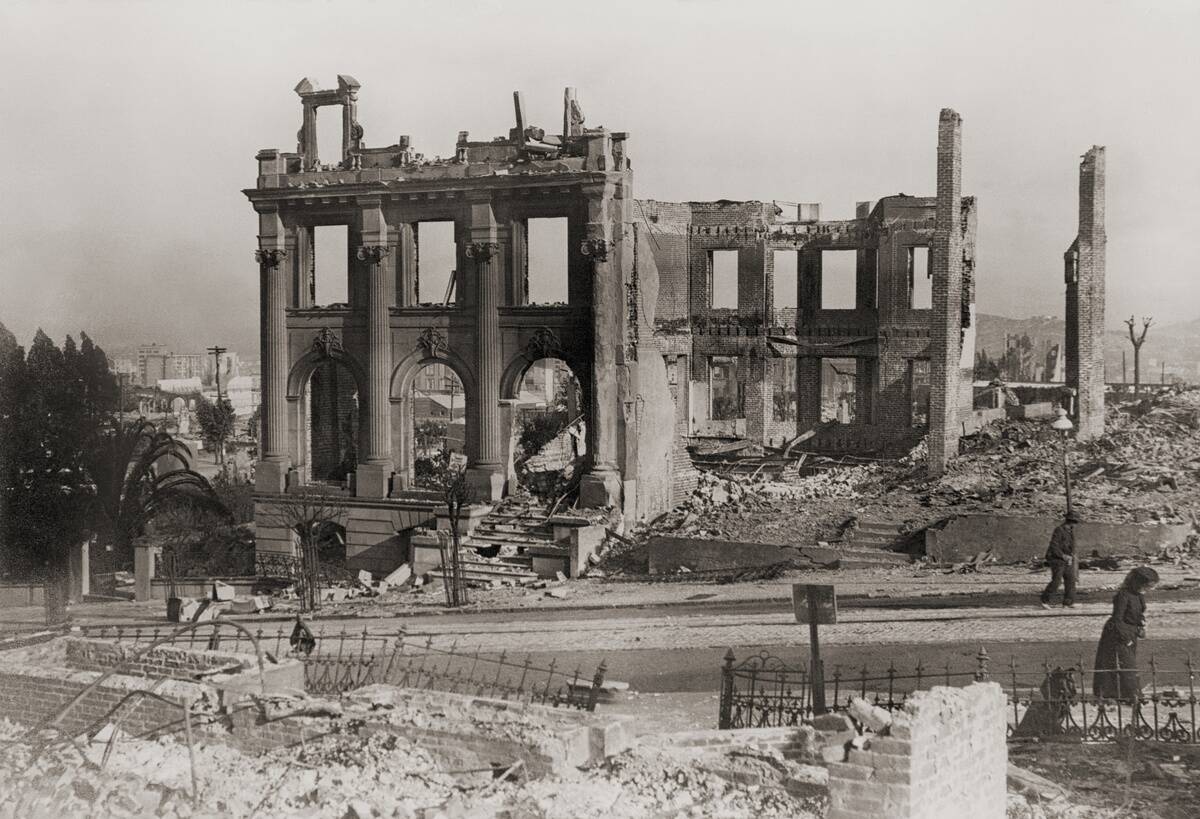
827, 683, 1007, 819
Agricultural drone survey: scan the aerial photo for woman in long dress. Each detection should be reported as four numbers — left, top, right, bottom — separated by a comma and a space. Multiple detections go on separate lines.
1092, 567, 1159, 701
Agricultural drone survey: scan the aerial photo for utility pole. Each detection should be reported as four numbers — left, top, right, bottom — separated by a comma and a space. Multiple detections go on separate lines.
207, 345, 228, 401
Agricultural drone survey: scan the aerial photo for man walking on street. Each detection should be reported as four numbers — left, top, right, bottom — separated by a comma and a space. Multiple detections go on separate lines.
1041, 510, 1080, 609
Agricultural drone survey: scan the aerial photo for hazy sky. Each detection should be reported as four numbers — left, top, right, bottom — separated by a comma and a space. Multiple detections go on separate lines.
1, 0, 1198, 358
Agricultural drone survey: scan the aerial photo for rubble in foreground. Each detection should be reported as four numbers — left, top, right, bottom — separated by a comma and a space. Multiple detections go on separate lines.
0, 718, 825, 819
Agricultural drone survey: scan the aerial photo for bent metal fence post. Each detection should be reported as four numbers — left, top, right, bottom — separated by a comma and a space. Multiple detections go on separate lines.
717, 646, 1198, 744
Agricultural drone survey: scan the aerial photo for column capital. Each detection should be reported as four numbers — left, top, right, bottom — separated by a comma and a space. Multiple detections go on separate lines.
579, 237, 609, 262
465, 241, 500, 262
355, 245, 391, 264
255, 248, 288, 269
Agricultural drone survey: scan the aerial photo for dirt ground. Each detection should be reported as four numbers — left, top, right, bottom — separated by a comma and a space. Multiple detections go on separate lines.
1008, 741, 1200, 819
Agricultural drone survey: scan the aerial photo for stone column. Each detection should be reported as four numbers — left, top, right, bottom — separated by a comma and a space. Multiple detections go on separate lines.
928, 108, 964, 475
579, 183, 622, 508
1065, 146, 1106, 441
465, 199, 505, 501
356, 244, 393, 497
256, 228, 290, 494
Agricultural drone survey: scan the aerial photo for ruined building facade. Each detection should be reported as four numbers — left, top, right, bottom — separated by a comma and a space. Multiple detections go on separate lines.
248, 79, 976, 566
248, 77, 675, 562
648, 110, 977, 469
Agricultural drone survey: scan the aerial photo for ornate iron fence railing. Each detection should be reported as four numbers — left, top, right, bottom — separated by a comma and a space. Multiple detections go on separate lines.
718, 647, 1199, 744
78, 625, 607, 712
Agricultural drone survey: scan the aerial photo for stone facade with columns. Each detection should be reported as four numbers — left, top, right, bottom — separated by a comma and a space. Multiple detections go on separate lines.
247, 77, 675, 567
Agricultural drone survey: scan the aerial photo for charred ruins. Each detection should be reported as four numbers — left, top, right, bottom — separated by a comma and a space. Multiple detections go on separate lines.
247, 77, 1103, 573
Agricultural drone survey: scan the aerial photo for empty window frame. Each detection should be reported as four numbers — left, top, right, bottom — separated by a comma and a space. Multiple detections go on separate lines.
820, 249, 857, 310
312, 225, 349, 306
710, 250, 738, 309
909, 246, 932, 309
415, 222, 457, 305
820, 358, 858, 423
709, 356, 744, 420
314, 105, 345, 168
908, 359, 931, 428
773, 250, 798, 313
526, 217, 569, 304
770, 357, 797, 422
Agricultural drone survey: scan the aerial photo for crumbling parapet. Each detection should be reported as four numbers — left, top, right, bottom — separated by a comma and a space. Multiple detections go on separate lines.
928, 108, 965, 475
827, 683, 1007, 819
1064, 146, 1106, 441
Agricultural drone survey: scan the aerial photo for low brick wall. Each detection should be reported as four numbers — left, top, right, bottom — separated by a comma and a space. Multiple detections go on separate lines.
827, 683, 1007, 819
0, 668, 195, 740
64, 637, 252, 678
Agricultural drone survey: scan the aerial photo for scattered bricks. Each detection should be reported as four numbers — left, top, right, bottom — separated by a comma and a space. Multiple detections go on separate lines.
828, 762, 874, 782
865, 736, 911, 756
848, 697, 893, 734
811, 713, 854, 733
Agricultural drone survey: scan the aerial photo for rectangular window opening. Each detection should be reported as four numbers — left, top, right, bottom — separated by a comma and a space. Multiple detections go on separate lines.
820, 358, 858, 423
416, 221, 457, 306
312, 225, 349, 307
527, 217, 569, 305
710, 250, 738, 309
314, 105, 344, 169
709, 356, 744, 420
770, 357, 796, 422
909, 246, 932, 309
909, 359, 931, 428
820, 250, 857, 310
773, 250, 798, 327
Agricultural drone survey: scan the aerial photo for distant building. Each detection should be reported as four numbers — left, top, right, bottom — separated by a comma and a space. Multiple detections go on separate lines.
156, 377, 203, 395
136, 343, 170, 386
205, 351, 240, 386
169, 353, 206, 380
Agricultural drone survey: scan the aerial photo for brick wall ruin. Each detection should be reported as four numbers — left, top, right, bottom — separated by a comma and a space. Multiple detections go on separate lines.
827, 683, 1007, 819
645, 108, 978, 459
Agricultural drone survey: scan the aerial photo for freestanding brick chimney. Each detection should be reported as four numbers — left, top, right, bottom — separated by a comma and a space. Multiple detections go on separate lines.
1064, 146, 1106, 441
928, 108, 964, 475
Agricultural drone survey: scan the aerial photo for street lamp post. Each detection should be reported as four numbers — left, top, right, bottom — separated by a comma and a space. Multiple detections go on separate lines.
1050, 407, 1075, 516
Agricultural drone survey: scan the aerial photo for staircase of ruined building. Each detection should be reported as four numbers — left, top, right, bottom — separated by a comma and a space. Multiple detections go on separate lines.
426, 496, 565, 587
837, 518, 921, 566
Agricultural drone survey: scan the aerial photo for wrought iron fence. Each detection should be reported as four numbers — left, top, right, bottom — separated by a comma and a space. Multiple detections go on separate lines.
718, 647, 1199, 744
78, 625, 607, 711
718, 648, 985, 729
253, 552, 357, 585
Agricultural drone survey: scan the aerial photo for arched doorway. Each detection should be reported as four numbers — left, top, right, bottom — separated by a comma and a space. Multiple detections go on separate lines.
305, 358, 360, 485
512, 358, 585, 498
407, 362, 467, 488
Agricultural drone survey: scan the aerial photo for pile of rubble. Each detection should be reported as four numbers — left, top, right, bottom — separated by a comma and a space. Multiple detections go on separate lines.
913, 388, 1200, 525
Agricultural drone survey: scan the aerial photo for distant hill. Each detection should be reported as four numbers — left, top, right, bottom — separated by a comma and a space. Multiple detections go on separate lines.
975, 313, 1200, 383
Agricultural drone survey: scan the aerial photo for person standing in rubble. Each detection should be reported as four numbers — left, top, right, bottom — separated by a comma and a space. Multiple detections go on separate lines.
1093, 567, 1159, 701
1040, 510, 1080, 609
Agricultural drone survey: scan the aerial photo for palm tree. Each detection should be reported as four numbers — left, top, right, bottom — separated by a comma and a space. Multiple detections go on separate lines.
86, 419, 229, 568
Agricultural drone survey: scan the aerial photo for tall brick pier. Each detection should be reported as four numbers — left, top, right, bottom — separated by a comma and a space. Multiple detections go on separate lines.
1064, 146, 1106, 440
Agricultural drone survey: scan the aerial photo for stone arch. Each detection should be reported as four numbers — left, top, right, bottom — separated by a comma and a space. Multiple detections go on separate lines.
390, 348, 476, 404
285, 343, 369, 485
390, 347, 477, 488
286, 345, 368, 401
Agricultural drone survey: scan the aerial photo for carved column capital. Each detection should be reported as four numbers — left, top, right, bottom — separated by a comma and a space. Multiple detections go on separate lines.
255, 248, 288, 269
580, 237, 609, 262
355, 245, 391, 264
465, 241, 500, 262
